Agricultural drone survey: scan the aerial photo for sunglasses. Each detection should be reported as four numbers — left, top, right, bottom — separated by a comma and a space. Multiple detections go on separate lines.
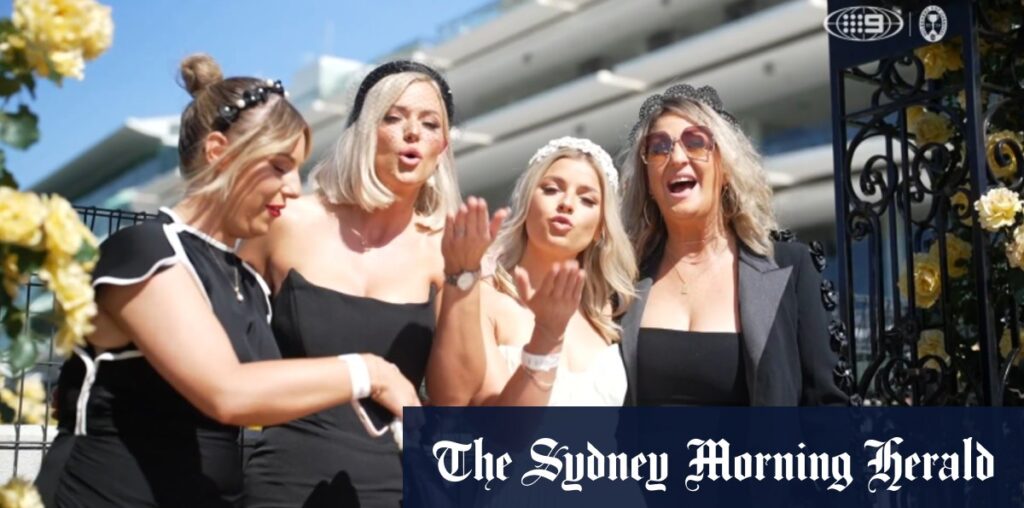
642, 126, 715, 166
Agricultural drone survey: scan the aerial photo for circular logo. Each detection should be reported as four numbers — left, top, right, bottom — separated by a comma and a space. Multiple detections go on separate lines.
919, 5, 947, 43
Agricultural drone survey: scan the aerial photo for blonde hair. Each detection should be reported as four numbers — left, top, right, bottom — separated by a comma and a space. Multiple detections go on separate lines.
310, 72, 460, 230
620, 99, 777, 264
176, 54, 311, 199
491, 147, 637, 345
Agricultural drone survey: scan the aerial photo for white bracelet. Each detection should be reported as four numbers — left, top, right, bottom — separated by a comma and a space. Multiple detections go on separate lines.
339, 354, 372, 399
521, 349, 560, 372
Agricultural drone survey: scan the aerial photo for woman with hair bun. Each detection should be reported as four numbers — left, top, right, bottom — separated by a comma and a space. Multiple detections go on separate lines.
34, 54, 419, 508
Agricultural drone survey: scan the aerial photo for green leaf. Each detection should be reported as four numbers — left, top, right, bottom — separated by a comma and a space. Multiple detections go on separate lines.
0, 104, 39, 150
0, 76, 19, 98
7, 334, 37, 373
0, 149, 17, 188
19, 73, 35, 100
74, 242, 98, 265
12, 248, 45, 275
2, 308, 24, 341
0, 168, 16, 190
1010, 269, 1024, 304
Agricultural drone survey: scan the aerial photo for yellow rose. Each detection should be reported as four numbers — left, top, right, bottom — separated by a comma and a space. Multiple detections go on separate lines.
974, 187, 1022, 232
1000, 328, 1023, 367
19, 375, 46, 403
986, 130, 1022, 181
0, 388, 47, 425
42, 194, 93, 259
959, 90, 989, 112
56, 302, 96, 354
906, 106, 952, 145
0, 188, 47, 249
2, 253, 25, 299
0, 374, 48, 425
917, 329, 949, 363
11, 0, 113, 80
914, 43, 963, 80
47, 49, 84, 80
950, 189, 973, 226
43, 257, 93, 310
928, 233, 971, 278
1006, 226, 1024, 270
39, 256, 96, 353
0, 477, 44, 508
900, 253, 942, 309
79, 2, 112, 60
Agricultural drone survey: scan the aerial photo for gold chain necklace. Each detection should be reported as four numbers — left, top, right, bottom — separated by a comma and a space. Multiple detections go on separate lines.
666, 238, 726, 296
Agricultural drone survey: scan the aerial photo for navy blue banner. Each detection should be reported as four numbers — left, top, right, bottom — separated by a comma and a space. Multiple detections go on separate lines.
403, 408, 1024, 507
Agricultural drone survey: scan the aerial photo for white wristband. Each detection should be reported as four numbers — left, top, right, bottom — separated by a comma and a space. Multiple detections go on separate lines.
339, 354, 372, 399
521, 349, 560, 372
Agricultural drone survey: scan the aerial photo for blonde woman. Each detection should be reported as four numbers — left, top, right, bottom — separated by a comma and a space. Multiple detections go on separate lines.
34, 55, 419, 508
617, 83, 847, 406
467, 137, 636, 407
241, 61, 504, 508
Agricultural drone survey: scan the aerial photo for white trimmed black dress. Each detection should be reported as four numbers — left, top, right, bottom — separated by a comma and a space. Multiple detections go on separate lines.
35, 208, 280, 507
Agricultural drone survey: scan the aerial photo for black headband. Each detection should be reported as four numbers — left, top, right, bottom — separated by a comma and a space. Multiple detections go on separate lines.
346, 60, 455, 127
214, 79, 286, 131
628, 83, 739, 143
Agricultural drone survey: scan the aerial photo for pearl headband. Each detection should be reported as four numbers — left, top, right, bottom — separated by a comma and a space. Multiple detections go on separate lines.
528, 136, 619, 193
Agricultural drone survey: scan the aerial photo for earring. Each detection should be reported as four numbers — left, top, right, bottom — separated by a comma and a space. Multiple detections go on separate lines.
642, 203, 654, 225
722, 184, 738, 216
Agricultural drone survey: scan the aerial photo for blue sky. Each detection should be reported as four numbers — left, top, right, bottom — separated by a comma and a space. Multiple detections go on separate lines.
1, 0, 490, 187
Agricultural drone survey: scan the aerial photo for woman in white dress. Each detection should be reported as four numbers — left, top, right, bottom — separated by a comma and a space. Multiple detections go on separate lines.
468, 137, 637, 406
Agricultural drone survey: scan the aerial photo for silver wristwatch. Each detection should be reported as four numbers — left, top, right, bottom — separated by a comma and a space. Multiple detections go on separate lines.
445, 270, 479, 291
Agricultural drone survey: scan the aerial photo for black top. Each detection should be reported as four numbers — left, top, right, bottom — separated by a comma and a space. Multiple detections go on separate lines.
619, 240, 849, 406
636, 328, 749, 406
245, 269, 435, 508
36, 208, 280, 508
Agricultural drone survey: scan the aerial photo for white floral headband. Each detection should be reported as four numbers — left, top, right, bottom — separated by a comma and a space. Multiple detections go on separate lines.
528, 136, 619, 193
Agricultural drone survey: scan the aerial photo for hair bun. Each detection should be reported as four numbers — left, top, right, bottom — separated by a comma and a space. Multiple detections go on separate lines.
179, 53, 223, 98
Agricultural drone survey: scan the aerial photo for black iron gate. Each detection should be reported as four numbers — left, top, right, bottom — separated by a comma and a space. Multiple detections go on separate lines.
829, 0, 1024, 405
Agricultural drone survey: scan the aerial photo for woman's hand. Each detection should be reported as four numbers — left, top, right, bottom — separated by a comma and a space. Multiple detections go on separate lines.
514, 261, 586, 353
442, 196, 508, 276
363, 354, 421, 419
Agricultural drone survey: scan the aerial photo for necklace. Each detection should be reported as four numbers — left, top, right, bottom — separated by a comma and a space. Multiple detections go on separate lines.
666, 238, 726, 296
215, 255, 245, 302
350, 225, 375, 251
670, 263, 700, 296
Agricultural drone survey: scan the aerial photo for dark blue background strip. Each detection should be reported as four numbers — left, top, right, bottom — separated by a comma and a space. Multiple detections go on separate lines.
403, 407, 1024, 507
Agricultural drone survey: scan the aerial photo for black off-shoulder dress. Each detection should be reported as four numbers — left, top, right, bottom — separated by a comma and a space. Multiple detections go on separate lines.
244, 269, 435, 508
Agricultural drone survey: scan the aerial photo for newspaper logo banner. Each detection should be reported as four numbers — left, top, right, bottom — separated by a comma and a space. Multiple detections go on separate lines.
824, 6, 904, 42
404, 407, 1024, 508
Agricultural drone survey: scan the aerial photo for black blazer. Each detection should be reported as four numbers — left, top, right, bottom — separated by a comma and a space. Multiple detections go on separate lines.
619, 240, 849, 406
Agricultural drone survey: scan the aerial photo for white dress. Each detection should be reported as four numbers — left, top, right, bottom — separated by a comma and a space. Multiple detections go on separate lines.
497, 343, 626, 406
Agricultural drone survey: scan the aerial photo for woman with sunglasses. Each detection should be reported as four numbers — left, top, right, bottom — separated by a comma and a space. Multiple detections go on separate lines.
616, 83, 847, 406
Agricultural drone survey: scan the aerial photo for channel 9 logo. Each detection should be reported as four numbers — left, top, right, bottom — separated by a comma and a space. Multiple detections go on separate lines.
824, 6, 904, 42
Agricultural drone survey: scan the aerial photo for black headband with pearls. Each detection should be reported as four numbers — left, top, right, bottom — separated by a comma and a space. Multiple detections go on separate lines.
627, 83, 739, 143
215, 79, 286, 131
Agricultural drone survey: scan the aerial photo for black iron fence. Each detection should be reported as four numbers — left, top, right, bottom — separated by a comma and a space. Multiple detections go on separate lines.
828, 0, 1023, 405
